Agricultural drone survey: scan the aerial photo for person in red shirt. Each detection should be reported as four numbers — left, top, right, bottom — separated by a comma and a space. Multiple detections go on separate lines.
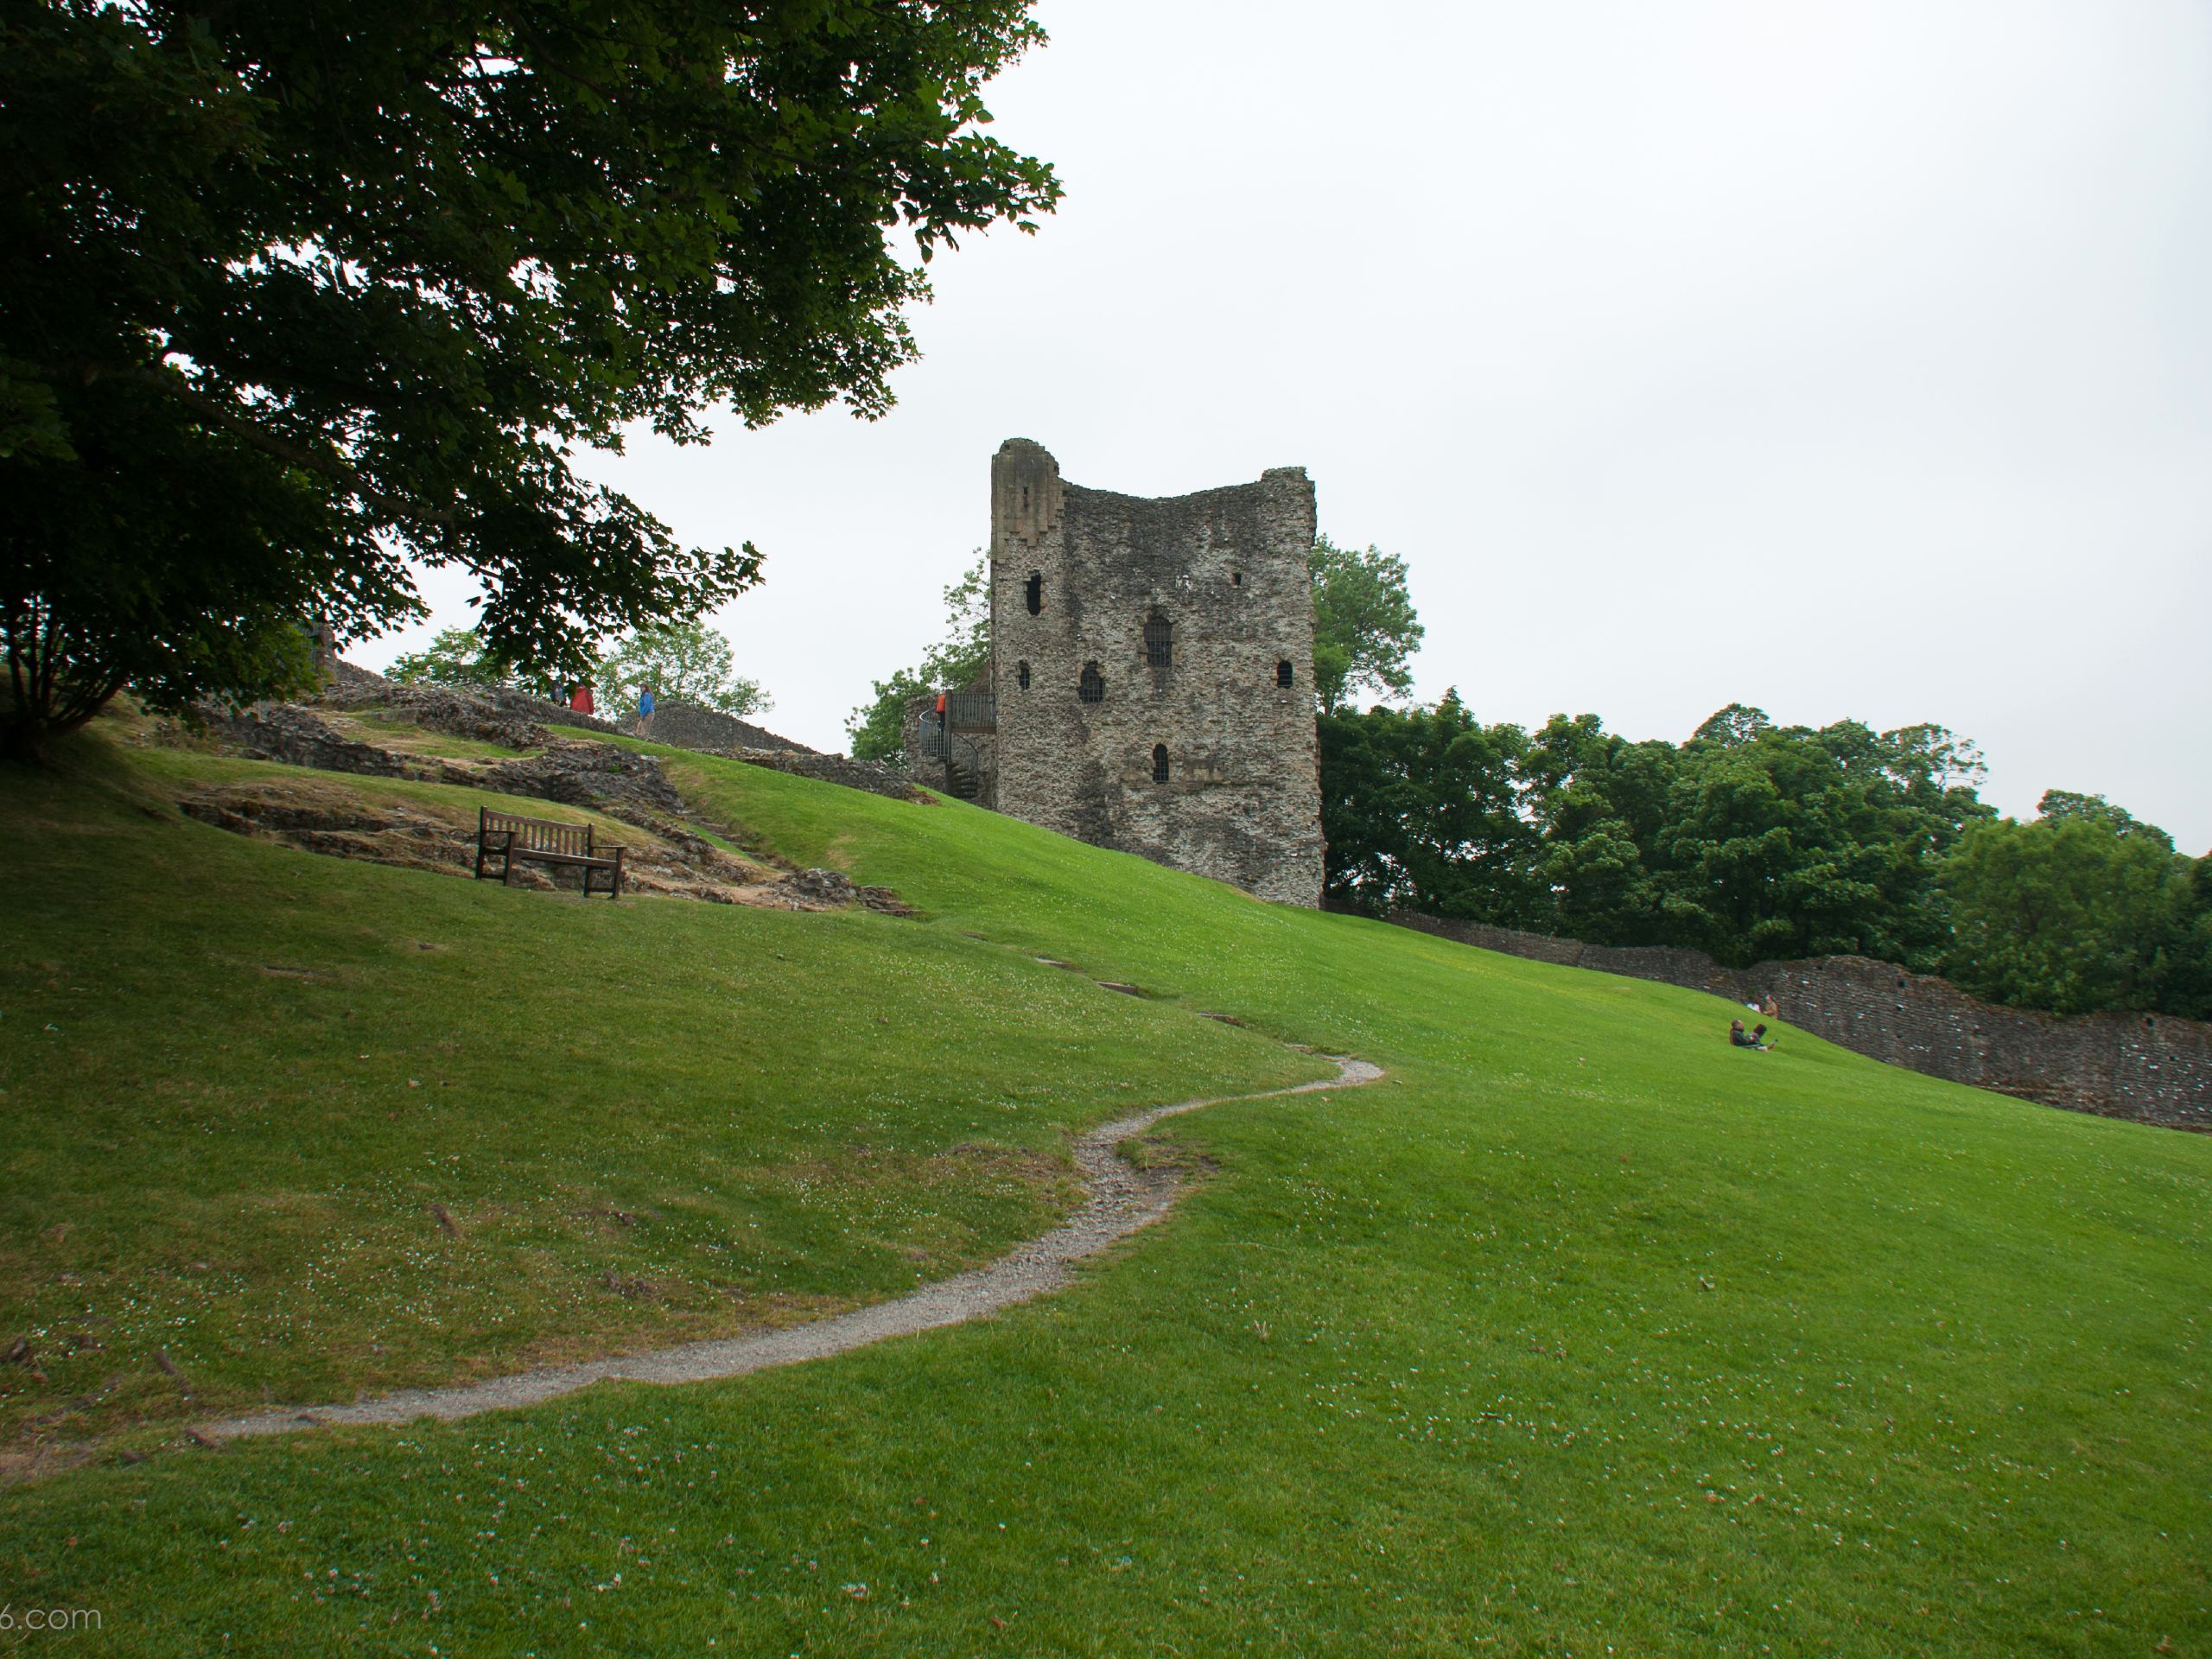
569, 682, 594, 715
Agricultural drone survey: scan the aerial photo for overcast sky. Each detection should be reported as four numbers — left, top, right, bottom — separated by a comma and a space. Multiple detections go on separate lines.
370, 0, 2212, 852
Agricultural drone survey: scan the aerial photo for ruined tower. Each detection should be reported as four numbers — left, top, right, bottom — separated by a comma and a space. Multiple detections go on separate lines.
982, 438, 1324, 906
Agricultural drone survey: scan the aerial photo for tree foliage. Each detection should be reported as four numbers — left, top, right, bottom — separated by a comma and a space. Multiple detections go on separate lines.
1552, 708, 1996, 969
2, 0, 1058, 757
1309, 536, 1423, 715
1319, 694, 1541, 923
846, 555, 989, 763
1323, 702, 1996, 970
1320, 696, 2209, 1017
598, 622, 769, 718
1940, 793, 2211, 1018
387, 627, 512, 691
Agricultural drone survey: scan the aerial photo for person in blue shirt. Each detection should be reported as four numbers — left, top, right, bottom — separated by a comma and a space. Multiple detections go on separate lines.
636, 686, 655, 737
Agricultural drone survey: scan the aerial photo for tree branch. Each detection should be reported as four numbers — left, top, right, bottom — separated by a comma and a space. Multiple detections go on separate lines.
60, 360, 453, 531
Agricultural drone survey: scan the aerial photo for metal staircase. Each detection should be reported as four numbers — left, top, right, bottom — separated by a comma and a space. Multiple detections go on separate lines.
918, 715, 984, 803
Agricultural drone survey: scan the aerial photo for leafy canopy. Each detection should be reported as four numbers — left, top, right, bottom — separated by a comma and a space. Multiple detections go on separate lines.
386, 628, 514, 692
1319, 692, 1539, 923
1322, 701, 1997, 972
1309, 535, 1424, 715
1941, 792, 2211, 1019
1319, 696, 2209, 1017
2, 0, 1058, 756
598, 622, 771, 719
846, 555, 989, 764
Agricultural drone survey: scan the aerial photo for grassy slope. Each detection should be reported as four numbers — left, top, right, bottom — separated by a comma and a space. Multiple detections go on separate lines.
2, 732, 2206, 1656
0, 734, 1318, 1449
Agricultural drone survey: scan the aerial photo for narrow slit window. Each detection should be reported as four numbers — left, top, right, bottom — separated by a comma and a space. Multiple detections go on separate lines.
1152, 744, 1170, 784
1016, 659, 1031, 690
1230, 571, 1242, 586
1078, 662, 1104, 704
1276, 658, 1294, 688
1142, 612, 1172, 670
1025, 571, 1043, 615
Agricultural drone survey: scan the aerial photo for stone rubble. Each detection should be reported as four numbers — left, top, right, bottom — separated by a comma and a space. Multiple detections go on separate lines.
173, 672, 920, 914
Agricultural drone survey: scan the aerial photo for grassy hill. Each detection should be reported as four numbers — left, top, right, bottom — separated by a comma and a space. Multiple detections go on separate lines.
1, 717, 2205, 1656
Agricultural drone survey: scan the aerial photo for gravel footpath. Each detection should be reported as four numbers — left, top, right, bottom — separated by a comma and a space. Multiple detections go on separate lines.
201, 1053, 1385, 1441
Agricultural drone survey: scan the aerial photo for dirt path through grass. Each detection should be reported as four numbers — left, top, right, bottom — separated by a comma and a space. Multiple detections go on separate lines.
201, 1052, 1384, 1441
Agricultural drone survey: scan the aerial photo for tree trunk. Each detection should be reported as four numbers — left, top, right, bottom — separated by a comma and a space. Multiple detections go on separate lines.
2, 688, 120, 765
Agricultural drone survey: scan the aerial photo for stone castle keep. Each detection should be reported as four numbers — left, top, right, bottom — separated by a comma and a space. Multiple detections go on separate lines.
908, 439, 1325, 906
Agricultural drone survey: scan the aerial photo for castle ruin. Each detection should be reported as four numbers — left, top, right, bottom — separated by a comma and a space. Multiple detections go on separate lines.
909, 439, 1324, 906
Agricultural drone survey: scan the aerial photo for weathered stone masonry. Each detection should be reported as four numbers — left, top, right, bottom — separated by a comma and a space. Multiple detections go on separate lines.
961, 439, 1324, 906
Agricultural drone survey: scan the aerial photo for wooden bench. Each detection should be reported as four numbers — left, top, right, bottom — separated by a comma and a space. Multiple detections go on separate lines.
474, 808, 626, 899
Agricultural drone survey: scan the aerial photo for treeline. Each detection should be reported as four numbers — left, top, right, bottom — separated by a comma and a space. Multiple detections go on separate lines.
389, 622, 771, 719
1321, 698, 2212, 1020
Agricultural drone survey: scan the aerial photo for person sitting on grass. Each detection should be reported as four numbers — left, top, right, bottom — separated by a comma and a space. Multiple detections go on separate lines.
1730, 1019, 1772, 1050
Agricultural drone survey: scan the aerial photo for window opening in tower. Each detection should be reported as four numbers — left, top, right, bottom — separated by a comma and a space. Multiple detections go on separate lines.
1143, 613, 1172, 671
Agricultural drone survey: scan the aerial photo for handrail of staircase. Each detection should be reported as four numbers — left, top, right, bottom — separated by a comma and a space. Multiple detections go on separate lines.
917, 714, 982, 799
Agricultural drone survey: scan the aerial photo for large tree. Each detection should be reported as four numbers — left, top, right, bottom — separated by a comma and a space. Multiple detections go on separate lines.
1, 0, 1058, 759
598, 621, 770, 718
1322, 699, 1995, 969
846, 553, 988, 763
1939, 792, 2211, 1018
1319, 693, 1541, 922
387, 627, 513, 692
1309, 535, 1423, 715
1522, 708, 1993, 968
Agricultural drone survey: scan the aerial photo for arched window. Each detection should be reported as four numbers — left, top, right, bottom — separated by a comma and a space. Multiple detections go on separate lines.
1025, 571, 1042, 616
1016, 659, 1031, 690
1276, 658, 1294, 688
1077, 662, 1104, 704
1151, 744, 1170, 784
1142, 611, 1172, 670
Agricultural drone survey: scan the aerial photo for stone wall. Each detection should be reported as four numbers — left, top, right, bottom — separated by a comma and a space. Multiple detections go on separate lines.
193, 701, 411, 776
710, 747, 924, 804
986, 438, 1324, 906
1376, 912, 2212, 1131
322, 666, 621, 741
644, 702, 813, 755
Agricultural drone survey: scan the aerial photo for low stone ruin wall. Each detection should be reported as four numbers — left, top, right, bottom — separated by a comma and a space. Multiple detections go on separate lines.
1377, 912, 2211, 1133
642, 702, 814, 755
702, 747, 924, 804
194, 702, 411, 777
319, 668, 912, 798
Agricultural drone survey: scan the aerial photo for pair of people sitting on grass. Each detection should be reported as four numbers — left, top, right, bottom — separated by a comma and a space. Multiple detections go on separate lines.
1730, 1018, 1773, 1050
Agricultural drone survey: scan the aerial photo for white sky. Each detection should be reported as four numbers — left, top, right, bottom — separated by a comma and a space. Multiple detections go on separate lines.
367, 0, 2212, 852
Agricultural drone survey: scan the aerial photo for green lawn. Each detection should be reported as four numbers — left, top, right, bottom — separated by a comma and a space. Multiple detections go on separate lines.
321, 708, 543, 762
1, 725, 2204, 1656
0, 733, 1317, 1451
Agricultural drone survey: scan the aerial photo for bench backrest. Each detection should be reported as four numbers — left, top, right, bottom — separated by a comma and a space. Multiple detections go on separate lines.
480, 808, 594, 859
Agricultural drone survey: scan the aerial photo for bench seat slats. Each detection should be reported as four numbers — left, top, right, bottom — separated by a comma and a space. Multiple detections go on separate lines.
474, 807, 626, 899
